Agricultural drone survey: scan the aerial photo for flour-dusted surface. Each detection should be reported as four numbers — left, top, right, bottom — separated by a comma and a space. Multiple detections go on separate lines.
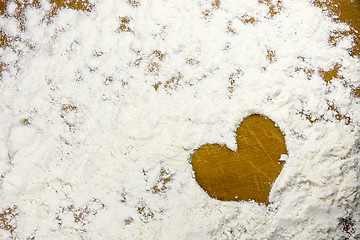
0, 0, 360, 239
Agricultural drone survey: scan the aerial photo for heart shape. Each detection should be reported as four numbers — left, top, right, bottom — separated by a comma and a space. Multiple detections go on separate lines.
191, 114, 287, 204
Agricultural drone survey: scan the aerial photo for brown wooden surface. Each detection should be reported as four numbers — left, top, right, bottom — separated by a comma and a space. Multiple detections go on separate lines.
191, 115, 287, 204
313, 0, 360, 57
0, 0, 360, 235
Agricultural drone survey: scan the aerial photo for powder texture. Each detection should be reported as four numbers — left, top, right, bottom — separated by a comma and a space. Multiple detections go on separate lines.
0, 0, 360, 239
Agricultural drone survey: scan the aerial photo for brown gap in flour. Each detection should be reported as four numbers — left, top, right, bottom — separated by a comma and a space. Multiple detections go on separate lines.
318, 62, 360, 98
124, 217, 134, 225
299, 101, 351, 125
353, 87, 360, 98
186, 58, 200, 66
318, 63, 360, 98
239, 15, 258, 25
163, 72, 183, 90
104, 76, 114, 85
0, 0, 6, 15
0, 28, 10, 48
0, 61, 6, 79
226, 21, 236, 34
0, 205, 19, 236
21, 118, 31, 126
266, 48, 277, 63
150, 168, 175, 194
328, 103, 351, 125
312, 0, 360, 57
319, 63, 343, 84
258, 0, 283, 18
0, 0, 41, 31
328, 29, 353, 47
295, 67, 315, 80
60, 104, 78, 132
0, 25, 11, 78
127, 0, 140, 8
154, 69, 207, 91
61, 104, 77, 114
154, 72, 196, 92
294, 55, 316, 80
56, 198, 105, 227
103, 76, 128, 87
148, 62, 160, 74
152, 25, 167, 40
227, 69, 243, 97
212, 0, 220, 9
343, 83, 360, 99
27, 234, 36, 240
44, 0, 94, 22
145, 50, 166, 75
117, 16, 133, 33
119, 189, 129, 203
202, 0, 221, 20
154, 53, 206, 91
137, 201, 155, 223
151, 50, 166, 61
339, 217, 356, 236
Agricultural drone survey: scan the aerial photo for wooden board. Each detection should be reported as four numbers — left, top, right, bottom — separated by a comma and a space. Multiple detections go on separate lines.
0, 0, 359, 234
191, 115, 287, 204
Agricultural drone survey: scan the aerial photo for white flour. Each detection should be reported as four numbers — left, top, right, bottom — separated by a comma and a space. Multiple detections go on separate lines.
0, 0, 360, 239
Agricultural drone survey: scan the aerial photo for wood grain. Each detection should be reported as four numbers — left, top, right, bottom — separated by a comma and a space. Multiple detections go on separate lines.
191, 115, 287, 204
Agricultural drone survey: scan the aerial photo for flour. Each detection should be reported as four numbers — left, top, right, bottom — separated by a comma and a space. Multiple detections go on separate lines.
0, 0, 360, 239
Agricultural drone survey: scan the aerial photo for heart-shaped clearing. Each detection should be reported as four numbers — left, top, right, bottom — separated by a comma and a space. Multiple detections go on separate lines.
191, 114, 287, 204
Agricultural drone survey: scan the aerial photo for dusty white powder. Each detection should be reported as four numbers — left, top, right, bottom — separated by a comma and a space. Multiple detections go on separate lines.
0, 0, 360, 239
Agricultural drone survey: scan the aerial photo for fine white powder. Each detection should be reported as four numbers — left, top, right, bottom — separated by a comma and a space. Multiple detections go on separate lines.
0, 0, 360, 239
